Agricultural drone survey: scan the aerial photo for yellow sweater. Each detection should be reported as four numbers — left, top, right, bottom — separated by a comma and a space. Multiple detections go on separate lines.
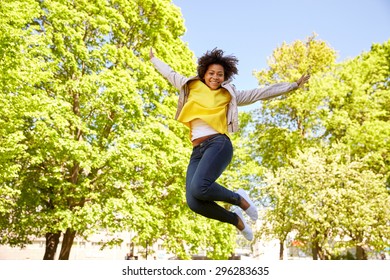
177, 80, 231, 135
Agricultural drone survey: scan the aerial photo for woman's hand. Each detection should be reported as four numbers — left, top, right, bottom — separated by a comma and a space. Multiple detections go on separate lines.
296, 74, 310, 88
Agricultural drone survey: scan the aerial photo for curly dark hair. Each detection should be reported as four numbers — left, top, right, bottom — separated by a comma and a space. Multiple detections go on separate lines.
197, 48, 239, 81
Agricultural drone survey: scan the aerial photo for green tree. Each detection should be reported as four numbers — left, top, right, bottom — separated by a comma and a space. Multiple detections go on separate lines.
248, 35, 336, 258
322, 40, 390, 180
245, 37, 390, 259
261, 146, 390, 260
313, 40, 390, 259
0, 0, 236, 260
0, 0, 49, 246
251, 34, 337, 170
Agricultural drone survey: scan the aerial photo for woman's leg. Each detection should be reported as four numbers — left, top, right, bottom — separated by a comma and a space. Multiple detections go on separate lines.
185, 134, 240, 226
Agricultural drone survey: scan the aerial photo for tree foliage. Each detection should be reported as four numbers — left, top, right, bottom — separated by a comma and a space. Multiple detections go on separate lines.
260, 146, 389, 259
251, 34, 337, 170
0, 0, 236, 260
243, 36, 390, 259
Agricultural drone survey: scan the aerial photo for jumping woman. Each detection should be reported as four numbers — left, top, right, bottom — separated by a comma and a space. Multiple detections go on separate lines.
150, 48, 310, 241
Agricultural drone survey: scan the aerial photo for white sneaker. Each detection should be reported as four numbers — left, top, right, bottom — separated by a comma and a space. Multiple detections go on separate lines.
234, 208, 253, 241
237, 188, 258, 221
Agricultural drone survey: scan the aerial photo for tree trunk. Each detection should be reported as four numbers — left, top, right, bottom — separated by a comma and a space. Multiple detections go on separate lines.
312, 241, 319, 260
355, 232, 367, 260
318, 247, 327, 260
356, 245, 367, 260
58, 228, 76, 260
279, 241, 284, 260
43, 232, 61, 260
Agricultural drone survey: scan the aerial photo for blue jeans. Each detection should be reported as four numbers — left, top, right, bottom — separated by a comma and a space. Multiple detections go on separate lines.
186, 134, 241, 226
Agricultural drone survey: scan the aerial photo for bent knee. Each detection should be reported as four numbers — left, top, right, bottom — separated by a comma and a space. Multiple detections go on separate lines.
189, 184, 210, 201
186, 196, 204, 215
189, 178, 212, 200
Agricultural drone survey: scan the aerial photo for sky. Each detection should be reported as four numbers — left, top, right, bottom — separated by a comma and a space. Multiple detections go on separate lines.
171, 0, 390, 91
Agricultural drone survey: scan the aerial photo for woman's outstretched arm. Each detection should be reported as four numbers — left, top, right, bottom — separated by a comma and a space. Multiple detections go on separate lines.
149, 48, 189, 90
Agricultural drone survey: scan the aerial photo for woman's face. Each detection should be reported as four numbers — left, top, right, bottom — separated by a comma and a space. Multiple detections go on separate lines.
204, 64, 225, 90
